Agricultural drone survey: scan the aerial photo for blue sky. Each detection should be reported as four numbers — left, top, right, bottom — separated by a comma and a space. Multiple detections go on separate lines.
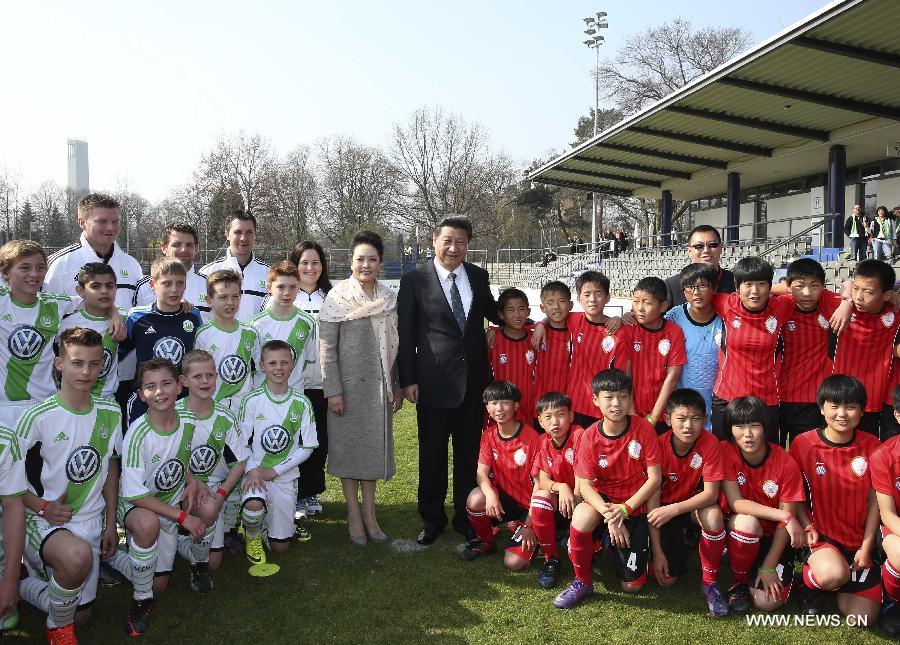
0, 0, 827, 200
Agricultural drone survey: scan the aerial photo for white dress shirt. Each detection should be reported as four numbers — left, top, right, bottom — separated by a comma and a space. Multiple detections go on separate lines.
433, 258, 472, 319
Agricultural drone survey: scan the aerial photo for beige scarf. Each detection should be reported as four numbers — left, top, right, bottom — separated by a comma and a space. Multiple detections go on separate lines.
319, 276, 399, 401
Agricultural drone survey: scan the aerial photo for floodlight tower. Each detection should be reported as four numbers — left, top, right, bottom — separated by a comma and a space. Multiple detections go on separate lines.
583, 11, 608, 251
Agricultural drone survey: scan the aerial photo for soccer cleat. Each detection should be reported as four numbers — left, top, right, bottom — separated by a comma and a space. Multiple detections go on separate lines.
98, 560, 127, 587
726, 582, 750, 615
46, 623, 78, 645
189, 562, 213, 594
124, 598, 153, 638
458, 539, 497, 562
225, 528, 246, 555
305, 496, 323, 515
700, 582, 729, 617
537, 557, 562, 589
553, 579, 593, 608
797, 584, 825, 616
245, 535, 266, 566
879, 600, 900, 638
1, 607, 18, 630
294, 524, 312, 542
294, 501, 308, 521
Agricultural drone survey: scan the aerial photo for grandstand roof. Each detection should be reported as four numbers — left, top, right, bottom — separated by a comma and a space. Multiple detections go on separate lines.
528, 0, 900, 201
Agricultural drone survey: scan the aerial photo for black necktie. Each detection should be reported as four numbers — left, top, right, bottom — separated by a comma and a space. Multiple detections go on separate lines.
449, 272, 466, 331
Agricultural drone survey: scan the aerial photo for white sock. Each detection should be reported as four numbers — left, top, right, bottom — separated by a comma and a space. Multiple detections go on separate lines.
241, 508, 265, 539
46, 575, 82, 629
223, 490, 240, 531
19, 576, 49, 613
191, 525, 214, 564
128, 541, 157, 601
176, 534, 192, 563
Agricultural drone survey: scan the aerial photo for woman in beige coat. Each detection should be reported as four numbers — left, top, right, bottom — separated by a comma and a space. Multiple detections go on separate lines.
319, 230, 402, 545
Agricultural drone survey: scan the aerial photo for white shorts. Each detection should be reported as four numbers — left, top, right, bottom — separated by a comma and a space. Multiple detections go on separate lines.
206, 483, 226, 551
241, 478, 297, 542
0, 401, 37, 432
25, 513, 103, 607
118, 499, 178, 576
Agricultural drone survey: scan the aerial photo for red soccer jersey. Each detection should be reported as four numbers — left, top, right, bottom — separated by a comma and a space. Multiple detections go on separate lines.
720, 440, 805, 536
832, 305, 900, 412
490, 327, 537, 422
712, 293, 795, 405
574, 416, 661, 514
790, 429, 880, 550
658, 429, 726, 505
616, 321, 688, 417
477, 421, 540, 509
533, 425, 585, 489
534, 324, 572, 401
566, 313, 623, 418
778, 291, 842, 404
871, 435, 900, 512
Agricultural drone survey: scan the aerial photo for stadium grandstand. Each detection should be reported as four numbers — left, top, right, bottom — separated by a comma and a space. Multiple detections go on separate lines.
526, 0, 900, 296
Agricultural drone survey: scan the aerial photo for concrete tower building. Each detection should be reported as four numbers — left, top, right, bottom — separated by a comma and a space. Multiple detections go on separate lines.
67, 139, 89, 197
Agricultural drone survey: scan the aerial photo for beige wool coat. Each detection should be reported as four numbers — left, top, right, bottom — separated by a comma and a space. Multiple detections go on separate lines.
319, 316, 398, 481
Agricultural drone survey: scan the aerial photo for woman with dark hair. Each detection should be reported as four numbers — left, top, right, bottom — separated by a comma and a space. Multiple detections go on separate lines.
870, 206, 895, 261
288, 240, 333, 518
319, 231, 401, 545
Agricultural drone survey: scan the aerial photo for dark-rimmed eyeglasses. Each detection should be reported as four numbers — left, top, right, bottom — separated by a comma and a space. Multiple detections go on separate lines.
689, 242, 721, 251
683, 283, 712, 293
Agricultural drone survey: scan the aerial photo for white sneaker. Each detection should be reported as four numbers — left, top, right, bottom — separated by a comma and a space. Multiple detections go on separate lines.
294, 500, 308, 521
305, 496, 323, 515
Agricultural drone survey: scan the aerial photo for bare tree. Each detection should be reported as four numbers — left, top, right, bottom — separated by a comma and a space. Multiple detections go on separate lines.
195, 131, 278, 217
272, 145, 318, 250
0, 170, 21, 241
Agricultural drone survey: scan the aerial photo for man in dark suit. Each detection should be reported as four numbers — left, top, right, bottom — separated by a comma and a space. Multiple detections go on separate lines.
664, 224, 736, 309
398, 215, 499, 545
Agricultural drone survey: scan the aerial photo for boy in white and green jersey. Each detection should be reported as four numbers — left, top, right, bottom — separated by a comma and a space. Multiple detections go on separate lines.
56, 263, 122, 398
109, 358, 218, 637
0, 423, 26, 633
249, 262, 315, 389
177, 349, 248, 584
17, 328, 122, 643
239, 340, 317, 572
194, 270, 260, 409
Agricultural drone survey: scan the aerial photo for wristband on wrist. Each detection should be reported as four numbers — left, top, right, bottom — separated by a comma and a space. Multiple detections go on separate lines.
645, 415, 654, 424
177, 511, 188, 526
757, 567, 777, 574
216, 487, 228, 499
618, 503, 630, 518
624, 503, 634, 516
38, 500, 49, 517
776, 513, 794, 529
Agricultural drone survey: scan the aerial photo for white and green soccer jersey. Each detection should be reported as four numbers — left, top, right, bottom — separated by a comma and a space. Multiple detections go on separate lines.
0, 286, 75, 403
16, 395, 122, 522
193, 321, 260, 403
248, 308, 315, 389
120, 411, 195, 507
0, 424, 26, 498
176, 399, 248, 485
56, 309, 122, 398
238, 385, 317, 483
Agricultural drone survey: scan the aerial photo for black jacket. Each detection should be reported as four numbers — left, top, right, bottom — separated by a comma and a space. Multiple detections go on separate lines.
398, 261, 499, 408
845, 214, 868, 239
664, 266, 735, 310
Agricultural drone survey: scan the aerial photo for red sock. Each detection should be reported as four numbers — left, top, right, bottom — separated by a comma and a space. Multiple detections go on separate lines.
727, 529, 760, 584
699, 528, 726, 585
530, 497, 558, 560
802, 563, 823, 590
884, 560, 900, 601
568, 527, 595, 585
466, 505, 495, 545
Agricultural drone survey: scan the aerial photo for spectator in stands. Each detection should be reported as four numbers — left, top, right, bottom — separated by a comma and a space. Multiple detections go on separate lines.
619, 229, 629, 253
664, 225, 735, 310
574, 235, 584, 253
845, 203, 868, 263
870, 206, 896, 261
569, 237, 577, 254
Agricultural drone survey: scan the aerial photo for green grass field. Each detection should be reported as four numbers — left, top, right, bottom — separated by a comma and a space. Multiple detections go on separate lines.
7, 405, 896, 643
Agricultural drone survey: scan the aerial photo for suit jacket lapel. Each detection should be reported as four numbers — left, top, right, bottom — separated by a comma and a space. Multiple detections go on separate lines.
425, 261, 461, 332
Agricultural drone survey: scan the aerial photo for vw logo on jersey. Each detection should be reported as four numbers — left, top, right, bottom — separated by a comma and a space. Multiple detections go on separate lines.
8, 325, 44, 360
66, 445, 102, 484
190, 444, 219, 476
218, 355, 248, 385
100, 347, 114, 379
153, 337, 185, 365
154, 458, 185, 492
260, 425, 290, 454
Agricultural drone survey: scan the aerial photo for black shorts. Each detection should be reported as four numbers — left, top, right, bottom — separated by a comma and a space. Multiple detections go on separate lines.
658, 512, 695, 579
779, 402, 824, 445
495, 487, 529, 525
805, 534, 883, 601
751, 535, 795, 596
594, 515, 650, 583
883, 404, 900, 442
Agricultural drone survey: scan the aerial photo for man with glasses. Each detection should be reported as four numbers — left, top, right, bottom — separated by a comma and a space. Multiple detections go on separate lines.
664, 225, 735, 310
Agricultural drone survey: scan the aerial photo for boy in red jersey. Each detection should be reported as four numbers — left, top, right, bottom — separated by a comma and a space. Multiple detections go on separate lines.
871, 386, 900, 636
529, 391, 584, 589
832, 260, 900, 438
459, 381, 541, 567
533, 282, 573, 407
489, 289, 536, 426
616, 277, 687, 434
647, 389, 727, 616
778, 259, 844, 443
553, 369, 662, 609
720, 396, 805, 615
791, 375, 882, 626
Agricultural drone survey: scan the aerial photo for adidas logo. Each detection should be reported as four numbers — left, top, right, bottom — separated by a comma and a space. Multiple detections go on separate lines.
151, 454, 161, 463
144, 325, 157, 335
54, 432, 69, 442
1, 314, 11, 322
210, 344, 219, 353
256, 413, 265, 420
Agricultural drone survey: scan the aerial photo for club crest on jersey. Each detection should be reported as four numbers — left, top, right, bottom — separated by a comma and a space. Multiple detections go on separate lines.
539, 340, 547, 352
633, 341, 642, 353
499, 353, 508, 365
883, 311, 896, 328
564, 447, 575, 465
513, 448, 527, 467
290, 412, 299, 423
689, 453, 703, 470
764, 316, 777, 334
628, 440, 641, 460
598, 455, 609, 469
215, 429, 224, 440
658, 339, 671, 356
491, 448, 499, 462
261, 425, 290, 454
713, 330, 723, 347
815, 461, 827, 476
183, 320, 195, 333
295, 329, 306, 340
190, 444, 219, 476
218, 355, 248, 385
817, 314, 829, 330
762, 479, 779, 498
732, 318, 741, 329
154, 458, 185, 492
153, 336, 185, 365
66, 445, 101, 484
100, 347, 113, 379
895, 477, 900, 491
850, 456, 868, 478
121, 269, 130, 278
736, 472, 747, 486
39, 315, 52, 328
8, 325, 45, 360
787, 321, 796, 332
525, 350, 535, 365
546, 456, 553, 469
99, 426, 110, 439
667, 472, 678, 482
577, 332, 584, 344
601, 336, 615, 353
